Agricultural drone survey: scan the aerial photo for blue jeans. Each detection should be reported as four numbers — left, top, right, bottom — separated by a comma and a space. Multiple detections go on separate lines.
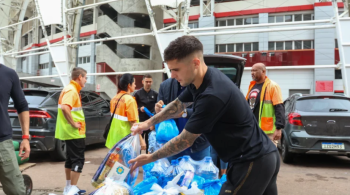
210, 147, 228, 170
167, 146, 211, 162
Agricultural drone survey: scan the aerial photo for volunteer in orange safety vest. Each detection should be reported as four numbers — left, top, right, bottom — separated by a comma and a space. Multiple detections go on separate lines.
246, 63, 285, 146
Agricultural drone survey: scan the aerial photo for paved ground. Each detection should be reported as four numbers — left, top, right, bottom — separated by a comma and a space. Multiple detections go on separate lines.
1, 144, 350, 195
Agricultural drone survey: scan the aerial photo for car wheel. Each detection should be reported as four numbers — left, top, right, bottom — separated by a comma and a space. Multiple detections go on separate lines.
50, 139, 66, 161
281, 138, 294, 164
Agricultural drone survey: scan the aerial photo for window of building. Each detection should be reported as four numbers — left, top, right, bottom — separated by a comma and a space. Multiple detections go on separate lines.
78, 56, 91, 64
285, 15, 292, 22
227, 19, 234, 26
236, 18, 243, 25
79, 37, 90, 46
23, 34, 29, 46
295, 41, 302, 49
236, 43, 243, 52
269, 13, 314, 23
244, 18, 251, 25
227, 44, 234, 52
294, 14, 302, 21
335, 39, 338, 48
82, 9, 94, 26
276, 42, 284, 50
41, 25, 51, 38
268, 42, 275, 50
216, 42, 258, 52
244, 43, 251, 51
218, 20, 226, 26
252, 17, 259, 24
188, 22, 199, 29
303, 40, 312, 49
335, 69, 342, 79
303, 14, 312, 21
55, 24, 63, 33
285, 41, 293, 50
38, 63, 49, 69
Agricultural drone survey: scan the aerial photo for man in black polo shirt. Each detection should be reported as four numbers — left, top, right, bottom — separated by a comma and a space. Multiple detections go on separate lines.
129, 36, 279, 195
134, 74, 158, 153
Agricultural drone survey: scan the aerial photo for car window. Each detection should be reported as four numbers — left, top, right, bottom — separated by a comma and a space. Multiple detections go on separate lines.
296, 98, 350, 112
88, 93, 109, 108
11, 91, 49, 106
284, 100, 291, 114
208, 66, 237, 84
81, 92, 90, 107
42, 92, 60, 106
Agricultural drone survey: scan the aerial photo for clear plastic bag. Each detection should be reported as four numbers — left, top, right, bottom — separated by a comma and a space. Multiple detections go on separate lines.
92, 134, 140, 187
196, 157, 219, 180
148, 131, 163, 154
89, 178, 134, 195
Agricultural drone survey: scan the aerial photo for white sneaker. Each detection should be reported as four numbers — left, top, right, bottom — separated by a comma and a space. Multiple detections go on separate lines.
63, 186, 71, 195
66, 185, 80, 195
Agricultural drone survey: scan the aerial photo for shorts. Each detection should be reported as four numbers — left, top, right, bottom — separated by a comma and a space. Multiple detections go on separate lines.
65, 139, 85, 173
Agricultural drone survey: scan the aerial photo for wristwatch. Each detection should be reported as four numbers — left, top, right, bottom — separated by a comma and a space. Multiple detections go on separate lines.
182, 109, 187, 118
22, 135, 31, 141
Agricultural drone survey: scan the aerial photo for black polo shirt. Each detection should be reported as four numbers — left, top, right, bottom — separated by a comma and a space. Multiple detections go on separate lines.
134, 88, 158, 122
179, 67, 276, 164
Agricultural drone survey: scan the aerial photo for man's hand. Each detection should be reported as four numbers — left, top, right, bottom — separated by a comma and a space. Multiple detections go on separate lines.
19, 139, 30, 160
155, 100, 164, 113
129, 154, 153, 173
273, 129, 282, 140
140, 106, 145, 112
131, 122, 150, 135
72, 122, 82, 129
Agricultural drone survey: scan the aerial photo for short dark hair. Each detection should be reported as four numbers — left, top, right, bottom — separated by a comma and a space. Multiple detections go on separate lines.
164, 36, 203, 62
117, 73, 134, 92
143, 74, 152, 80
71, 67, 87, 80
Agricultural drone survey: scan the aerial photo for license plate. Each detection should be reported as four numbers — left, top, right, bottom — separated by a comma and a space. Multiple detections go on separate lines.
322, 142, 345, 150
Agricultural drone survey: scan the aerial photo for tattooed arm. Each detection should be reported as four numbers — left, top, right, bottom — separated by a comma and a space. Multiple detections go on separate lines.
131, 98, 192, 135
128, 130, 200, 172
151, 130, 200, 160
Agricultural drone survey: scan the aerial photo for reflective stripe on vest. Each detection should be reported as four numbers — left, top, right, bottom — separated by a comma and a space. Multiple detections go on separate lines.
112, 114, 129, 121
259, 100, 276, 134
55, 105, 86, 140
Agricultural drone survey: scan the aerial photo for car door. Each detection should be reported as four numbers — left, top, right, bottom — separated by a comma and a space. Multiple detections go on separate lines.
81, 92, 99, 145
203, 54, 245, 88
87, 93, 110, 143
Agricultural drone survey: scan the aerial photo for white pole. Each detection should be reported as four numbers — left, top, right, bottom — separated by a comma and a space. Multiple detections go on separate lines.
34, 0, 66, 86
0, 17, 39, 30
67, 32, 153, 45
65, 0, 120, 12
189, 19, 332, 32
333, 0, 349, 96
3, 43, 64, 56
62, 0, 70, 83
15, 51, 50, 58
189, 25, 335, 36
19, 69, 165, 80
146, 0, 171, 78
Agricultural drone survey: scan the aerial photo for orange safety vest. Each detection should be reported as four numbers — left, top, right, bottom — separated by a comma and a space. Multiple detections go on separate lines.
246, 76, 283, 134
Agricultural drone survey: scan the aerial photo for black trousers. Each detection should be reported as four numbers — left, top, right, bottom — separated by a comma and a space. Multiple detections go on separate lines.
219, 150, 280, 195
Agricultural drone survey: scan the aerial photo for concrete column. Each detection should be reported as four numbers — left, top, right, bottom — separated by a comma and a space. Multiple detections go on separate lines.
314, 5, 335, 95
259, 13, 269, 51
48, 53, 53, 75
90, 34, 96, 84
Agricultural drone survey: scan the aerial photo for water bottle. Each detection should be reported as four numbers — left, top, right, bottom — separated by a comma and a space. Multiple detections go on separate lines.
165, 160, 183, 182
179, 155, 195, 172
197, 157, 219, 180
148, 131, 157, 154
150, 160, 166, 178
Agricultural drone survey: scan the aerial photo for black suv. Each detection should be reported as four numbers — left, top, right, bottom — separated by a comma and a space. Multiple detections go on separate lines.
279, 93, 350, 163
9, 89, 111, 161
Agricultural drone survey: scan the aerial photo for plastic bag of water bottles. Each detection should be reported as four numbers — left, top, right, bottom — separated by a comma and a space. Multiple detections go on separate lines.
91, 134, 140, 188
198, 179, 222, 195
148, 131, 163, 154
89, 178, 134, 195
133, 176, 158, 195
143, 106, 179, 144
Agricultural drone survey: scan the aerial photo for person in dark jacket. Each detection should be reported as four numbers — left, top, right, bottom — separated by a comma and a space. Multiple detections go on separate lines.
156, 78, 210, 161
